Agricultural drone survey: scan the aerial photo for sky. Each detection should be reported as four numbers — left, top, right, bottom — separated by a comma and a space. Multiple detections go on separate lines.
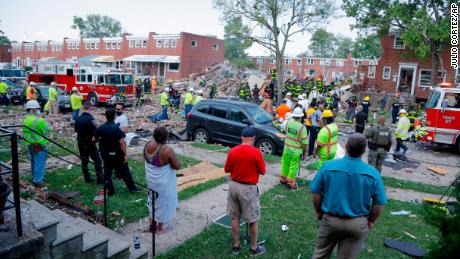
1, 0, 357, 56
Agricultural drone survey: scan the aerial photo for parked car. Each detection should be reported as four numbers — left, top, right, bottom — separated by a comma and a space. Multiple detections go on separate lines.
186, 98, 285, 155
6, 79, 26, 105
21, 84, 71, 112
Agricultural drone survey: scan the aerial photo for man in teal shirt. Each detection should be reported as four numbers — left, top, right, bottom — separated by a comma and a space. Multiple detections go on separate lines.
310, 133, 387, 259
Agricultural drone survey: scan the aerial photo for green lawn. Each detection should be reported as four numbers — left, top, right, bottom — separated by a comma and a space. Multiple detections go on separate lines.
382, 176, 450, 196
21, 154, 225, 229
159, 181, 439, 259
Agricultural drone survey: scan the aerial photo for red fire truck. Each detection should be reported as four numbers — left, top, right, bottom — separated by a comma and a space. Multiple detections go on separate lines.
422, 86, 460, 152
28, 62, 135, 106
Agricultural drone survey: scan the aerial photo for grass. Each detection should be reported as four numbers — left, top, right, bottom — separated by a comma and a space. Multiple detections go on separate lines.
158, 181, 439, 259
21, 154, 226, 229
382, 176, 450, 196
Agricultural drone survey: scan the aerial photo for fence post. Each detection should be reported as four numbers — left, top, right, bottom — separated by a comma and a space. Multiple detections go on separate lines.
10, 132, 22, 237
150, 190, 157, 258
103, 181, 107, 227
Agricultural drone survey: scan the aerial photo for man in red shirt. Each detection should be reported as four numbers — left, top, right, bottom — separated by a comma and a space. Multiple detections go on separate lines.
225, 127, 266, 256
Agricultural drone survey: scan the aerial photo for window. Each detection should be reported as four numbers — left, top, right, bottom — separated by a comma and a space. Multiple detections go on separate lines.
284, 69, 293, 76
456, 67, 460, 83
87, 74, 93, 83
228, 108, 247, 123
117, 42, 121, 49
443, 92, 460, 109
169, 63, 180, 71
319, 59, 325, 65
156, 40, 162, 48
196, 103, 209, 113
393, 36, 405, 49
171, 39, 177, 48
191, 40, 197, 47
336, 60, 344, 67
106, 42, 111, 49
285, 59, 292, 65
368, 65, 376, 78
383, 67, 391, 80
426, 90, 441, 108
125, 61, 133, 69
135, 40, 141, 48
306, 69, 315, 76
129, 40, 134, 48
297, 59, 302, 65
256, 58, 264, 65
163, 39, 169, 48
97, 75, 105, 84
213, 44, 218, 50
112, 42, 117, 49
121, 74, 133, 84
419, 69, 432, 86
211, 105, 227, 119
307, 59, 314, 65
142, 40, 147, 48
271, 59, 276, 64
354, 60, 362, 67
85, 43, 90, 49
77, 69, 86, 83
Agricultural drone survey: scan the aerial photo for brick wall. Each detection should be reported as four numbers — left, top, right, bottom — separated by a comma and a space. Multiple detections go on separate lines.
0, 45, 12, 63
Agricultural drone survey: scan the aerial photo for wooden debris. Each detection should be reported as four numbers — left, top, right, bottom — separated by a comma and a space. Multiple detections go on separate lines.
111, 211, 121, 217
427, 166, 447, 175
176, 162, 226, 191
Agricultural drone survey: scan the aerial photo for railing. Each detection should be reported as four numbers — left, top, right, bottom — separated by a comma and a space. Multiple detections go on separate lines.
0, 126, 23, 237
2, 124, 159, 257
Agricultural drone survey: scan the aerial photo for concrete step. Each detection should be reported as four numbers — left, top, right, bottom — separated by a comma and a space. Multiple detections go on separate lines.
48, 209, 85, 259
20, 200, 60, 245
50, 210, 110, 259
92, 223, 131, 259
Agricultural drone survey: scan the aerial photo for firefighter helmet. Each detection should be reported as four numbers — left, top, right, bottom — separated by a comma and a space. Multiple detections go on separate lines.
72, 86, 79, 92
364, 96, 370, 101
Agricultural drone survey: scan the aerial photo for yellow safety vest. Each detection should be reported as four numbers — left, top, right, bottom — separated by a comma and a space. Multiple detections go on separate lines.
193, 96, 204, 105
71, 93, 83, 110
23, 115, 49, 145
395, 116, 410, 140
317, 123, 338, 157
184, 92, 193, 105
160, 92, 169, 106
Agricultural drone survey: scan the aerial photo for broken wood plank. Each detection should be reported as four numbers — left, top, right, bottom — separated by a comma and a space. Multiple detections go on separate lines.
427, 166, 448, 175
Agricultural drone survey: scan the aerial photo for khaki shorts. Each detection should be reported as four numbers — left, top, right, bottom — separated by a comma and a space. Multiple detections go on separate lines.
227, 181, 260, 223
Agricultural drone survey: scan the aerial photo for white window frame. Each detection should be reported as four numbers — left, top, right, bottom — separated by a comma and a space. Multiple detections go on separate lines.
142, 40, 147, 48
285, 59, 292, 65
256, 58, 263, 65
106, 42, 111, 49
382, 66, 391, 80
307, 59, 314, 65
284, 69, 293, 76
393, 36, 405, 49
325, 59, 331, 66
297, 59, 302, 65
163, 39, 169, 48
319, 59, 325, 66
305, 69, 315, 76
336, 60, 344, 67
156, 40, 162, 48
191, 40, 198, 47
354, 60, 362, 67
129, 40, 134, 48
271, 59, 276, 65
168, 63, 180, 72
112, 42, 117, 49
368, 65, 376, 78
171, 39, 177, 48
117, 42, 121, 49
85, 43, 90, 49
213, 44, 219, 50
419, 69, 432, 87
135, 40, 141, 48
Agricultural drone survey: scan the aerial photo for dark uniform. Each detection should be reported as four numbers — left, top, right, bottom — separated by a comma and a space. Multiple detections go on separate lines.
391, 98, 400, 124
365, 124, 392, 173
361, 100, 370, 117
94, 121, 137, 195
355, 111, 367, 133
74, 112, 103, 184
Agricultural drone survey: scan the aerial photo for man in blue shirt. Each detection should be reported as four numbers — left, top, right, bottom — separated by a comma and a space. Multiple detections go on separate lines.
307, 102, 324, 156
310, 133, 387, 259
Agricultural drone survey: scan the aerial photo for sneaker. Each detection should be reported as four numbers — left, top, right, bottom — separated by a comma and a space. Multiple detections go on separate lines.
232, 245, 240, 255
249, 245, 266, 257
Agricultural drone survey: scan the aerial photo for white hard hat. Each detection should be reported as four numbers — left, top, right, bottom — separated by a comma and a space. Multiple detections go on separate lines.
29, 82, 36, 86
291, 107, 304, 118
164, 87, 170, 92
50, 82, 57, 85
72, 86, 79, 91
399, 109, 407, 114
188, 87, 194, 92
25, 100, 40, 109
197, 89, 204, 94
286, 92, 292, 96
298, 95, 305, 100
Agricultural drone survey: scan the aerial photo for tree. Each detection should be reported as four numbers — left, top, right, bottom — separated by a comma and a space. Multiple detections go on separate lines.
71, 14, 123, 38
334, 36, 355, 59
213, 0, 334, 100
308, 28, 336, 58
342, 0, 453, 85
224, 17, 254, 68
0, 20, 10, 45
352, 34, 382, 59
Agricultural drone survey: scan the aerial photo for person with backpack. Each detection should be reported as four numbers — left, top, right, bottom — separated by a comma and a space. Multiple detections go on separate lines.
365, 116, 392, 172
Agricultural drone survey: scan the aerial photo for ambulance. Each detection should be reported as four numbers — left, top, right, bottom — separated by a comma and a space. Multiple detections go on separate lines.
28, 62, 135, 106
422, 85, 460, 152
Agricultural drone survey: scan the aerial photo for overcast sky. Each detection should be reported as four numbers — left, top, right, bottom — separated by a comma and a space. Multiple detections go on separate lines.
1, 0, 357, 56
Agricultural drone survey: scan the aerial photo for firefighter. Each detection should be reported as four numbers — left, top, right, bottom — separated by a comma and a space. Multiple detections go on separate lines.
315, 77, 324, 93
324, 92, 333, 109
395, 109, 410, 154
391, 94, 401, 124
252, 84, 260, 103
345, 95, 358, 123
293, 81, 302, 98
71, 86, 83, 123
167, 79, 174, 91
239, 82, 251, 101
279, 107, 308, 189
362, 95, 371, 118
0, 78, 9, 106
23, 100, 49, 187
270, 69, 277, 80
193, 89, 204, 105
151, 75, 157, 95
171, 88, 181, 113
365, 116, 392, 173
313, 109, 338, 169
135, 80, 143, 107
184, 87, 194, 116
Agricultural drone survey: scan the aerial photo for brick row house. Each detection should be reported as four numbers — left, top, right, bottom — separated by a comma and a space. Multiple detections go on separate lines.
366, 31, 460, 100
251, 54, 375, 84
0, 44, 12, 63
11, 32, 224, 80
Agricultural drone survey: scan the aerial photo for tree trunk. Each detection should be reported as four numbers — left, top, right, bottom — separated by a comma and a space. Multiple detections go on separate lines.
276, 52, 284, 103
430, 50, 438, 86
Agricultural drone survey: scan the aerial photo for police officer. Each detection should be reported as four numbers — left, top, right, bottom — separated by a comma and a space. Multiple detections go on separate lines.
93, 108, 139, 195
74, 101, 103, 184
23, 100, 49, 187
365, 116, 392, 173
391, 94, 401, 124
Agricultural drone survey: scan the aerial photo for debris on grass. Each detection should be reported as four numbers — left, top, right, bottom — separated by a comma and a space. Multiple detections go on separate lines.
390, 210, 412, 216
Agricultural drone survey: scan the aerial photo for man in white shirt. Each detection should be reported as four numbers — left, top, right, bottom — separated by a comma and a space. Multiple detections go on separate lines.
115, 103, 129, 133
285, 92, 293, 109
298, 94, 309, 111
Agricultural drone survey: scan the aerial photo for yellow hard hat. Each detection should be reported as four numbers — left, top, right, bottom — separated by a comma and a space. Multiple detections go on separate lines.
364, 96, 370, 101
322, 109, 334, 118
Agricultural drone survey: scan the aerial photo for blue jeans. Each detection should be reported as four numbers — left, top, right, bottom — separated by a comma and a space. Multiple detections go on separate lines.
28, 144, 47, 184
72, 109, 80, 122
308, 126, 320, 156
162, 105, 169, 120
184, 104, 192, 117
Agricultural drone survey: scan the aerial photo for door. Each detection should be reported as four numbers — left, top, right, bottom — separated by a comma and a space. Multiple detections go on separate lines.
224, 107, 250, 144
396, 64, 417, 95
435, 91, 460, 144
158, 63, 165, 78
206, 105, 230, 142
